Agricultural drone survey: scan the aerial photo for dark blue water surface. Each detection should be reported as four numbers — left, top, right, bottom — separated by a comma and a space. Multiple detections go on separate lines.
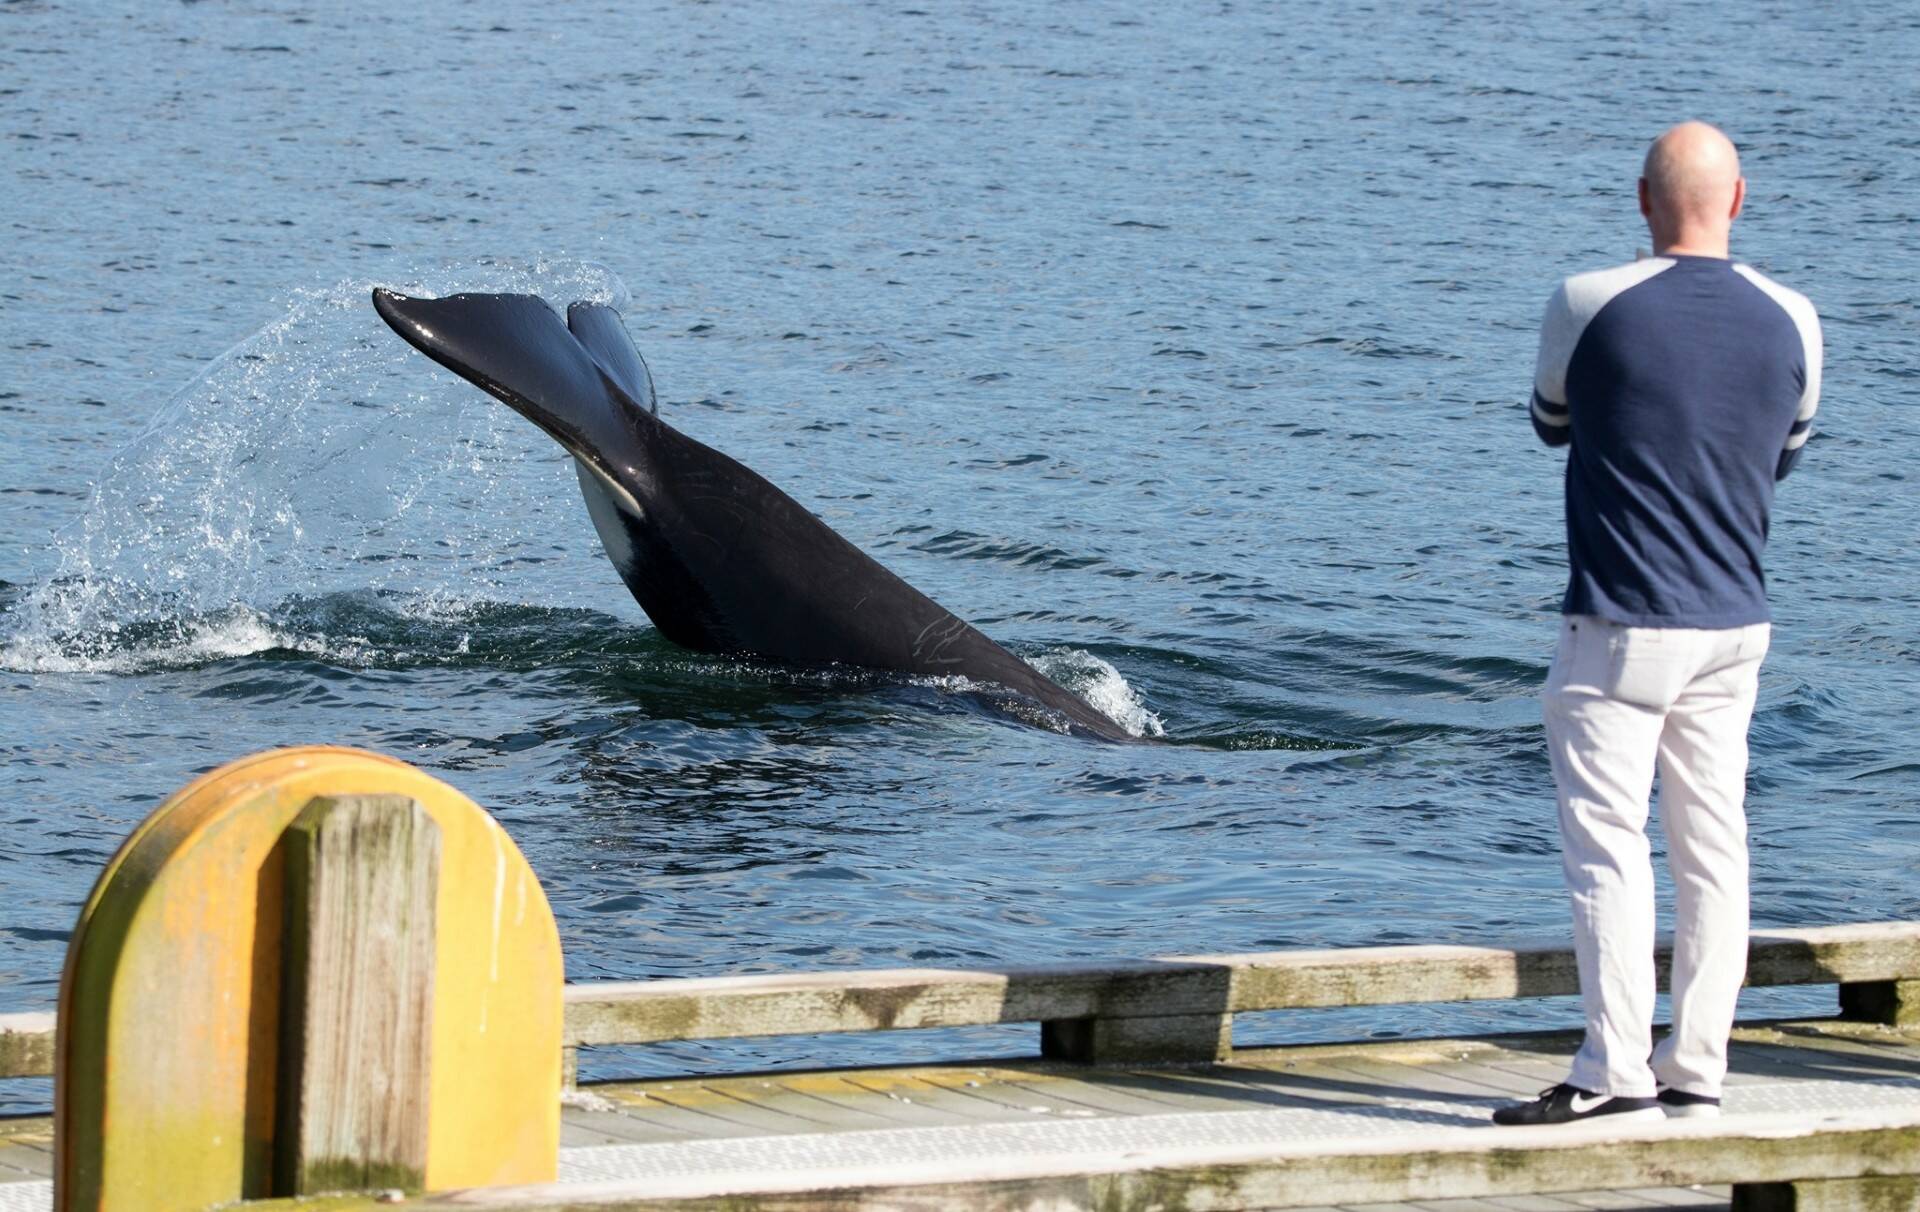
3, 1, 1917, 1108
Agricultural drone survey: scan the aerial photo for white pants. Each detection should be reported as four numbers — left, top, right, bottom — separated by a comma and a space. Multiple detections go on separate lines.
1543, 614, 1770, 1099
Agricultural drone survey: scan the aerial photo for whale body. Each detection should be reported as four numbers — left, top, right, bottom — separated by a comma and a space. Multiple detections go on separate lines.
372, 288, 1134, 741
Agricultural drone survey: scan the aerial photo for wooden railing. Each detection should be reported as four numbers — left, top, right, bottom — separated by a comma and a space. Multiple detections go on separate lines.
562, 920, 1920, 1066
7, 920, 1917, 1082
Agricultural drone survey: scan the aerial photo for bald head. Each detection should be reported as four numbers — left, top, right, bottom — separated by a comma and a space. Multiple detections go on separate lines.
1638, 122, 1745, 258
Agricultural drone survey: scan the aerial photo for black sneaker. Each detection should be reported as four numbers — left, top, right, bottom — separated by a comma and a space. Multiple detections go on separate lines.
1492, 1083, 1666, 1126
1656, 1085, 1722, 1119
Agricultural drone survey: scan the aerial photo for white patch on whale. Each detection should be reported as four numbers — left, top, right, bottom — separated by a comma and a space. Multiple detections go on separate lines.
573, 458, 644, 582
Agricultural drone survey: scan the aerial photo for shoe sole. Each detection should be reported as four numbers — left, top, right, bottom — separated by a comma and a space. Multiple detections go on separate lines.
1661, 1104, 1721, 1119
1491, 1106, 1669, 1127
1605, 1106, 1672, 1125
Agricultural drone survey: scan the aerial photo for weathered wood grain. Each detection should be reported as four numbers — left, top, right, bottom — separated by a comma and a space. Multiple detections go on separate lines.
9, 923, 1919, 1082
276, 794, 440, 1196
223, 1108, 1920, 1210
562, 958, 1235, 1046
559, 923, 1920, 1049
0, 1013, 53, 1080
49, 748, 565, 1207
770, 1073, 971, 1128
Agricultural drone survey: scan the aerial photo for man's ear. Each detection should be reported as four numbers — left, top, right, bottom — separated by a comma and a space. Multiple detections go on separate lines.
1638, 177, 1652, 219
1730, 176, 1746, 222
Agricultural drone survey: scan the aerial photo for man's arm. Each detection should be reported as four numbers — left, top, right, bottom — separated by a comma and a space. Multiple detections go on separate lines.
1732, 266, 1824, 482
1530, 282, 1576, 448
1775, 304, 1823, 481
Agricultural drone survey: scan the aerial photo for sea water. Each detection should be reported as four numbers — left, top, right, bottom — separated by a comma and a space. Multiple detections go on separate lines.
2, 1, 1917, 1109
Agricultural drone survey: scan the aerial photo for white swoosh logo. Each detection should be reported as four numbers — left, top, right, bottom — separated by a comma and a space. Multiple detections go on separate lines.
1568, 1092, 1612, 1114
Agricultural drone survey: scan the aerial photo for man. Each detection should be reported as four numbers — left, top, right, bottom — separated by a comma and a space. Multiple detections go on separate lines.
1495, 122, 1822, 1127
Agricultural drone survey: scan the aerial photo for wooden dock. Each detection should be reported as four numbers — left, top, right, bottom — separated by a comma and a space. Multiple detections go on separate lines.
5, 1014, 1920, 1209
8, 922, 1920, 1209
9, 752, 1919, 1210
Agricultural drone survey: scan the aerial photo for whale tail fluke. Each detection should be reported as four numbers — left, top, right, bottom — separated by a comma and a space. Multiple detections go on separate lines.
568, 303, 657, 415
371, 288, 652, 464
371, 288, 1143, 742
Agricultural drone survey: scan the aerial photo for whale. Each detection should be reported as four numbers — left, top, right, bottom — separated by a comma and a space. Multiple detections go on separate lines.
371, 288, 1135, 741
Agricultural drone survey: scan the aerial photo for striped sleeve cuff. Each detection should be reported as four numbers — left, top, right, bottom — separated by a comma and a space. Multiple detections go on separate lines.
1531, 390, 1571, 446
1777, 417, 1814, 480
1776, 444, 1805, 481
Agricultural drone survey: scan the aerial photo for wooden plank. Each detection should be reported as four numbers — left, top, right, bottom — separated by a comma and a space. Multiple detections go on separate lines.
1752, 1025, 1920, 1075
925, 1067, 1236, 1114
1236, 1055, 1470, 1104
562, 958, 1235, 1046
1745, 924, 1920, 986
1728, 1043, 1917, 1090
837, 1073, 1063, 1124
1314, 1055, 1520, 1102
0, 1129, 50, 1153
999, 1074, 1198, 1118
914, 1076, 1108, 1122
1722, 1044, 1886, 1089
1009, 1068, 1198, 1112
1552, 1192, 1687, 1209
276, 794, 440, 1196
1238, 1035, 1550, 1070
607, 1068, 992, 1130
559, 1118, 647, 1149
1159, 1060, 1385, 1109
636, 1085, 826, 1137
0, 1013, 53, 1080
690, 1083, 850, 1133
1218, 923, 1920, 1014
5, 926, 1915, 1082
1102, 1065, 1351, 1113
233, 1108, 1920, 1210
1217, 941, 1580, 1011
0, 1142, 53, 1178
1597, 1198, 1735, 1212
1471, 1052, 1586, 1093
567, 1098, 715, 1143
556, 923, 1920, 1048
762, 1078, 944, 1130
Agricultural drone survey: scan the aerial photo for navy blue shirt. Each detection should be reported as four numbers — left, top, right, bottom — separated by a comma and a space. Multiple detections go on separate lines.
1530, 255, 1822, 628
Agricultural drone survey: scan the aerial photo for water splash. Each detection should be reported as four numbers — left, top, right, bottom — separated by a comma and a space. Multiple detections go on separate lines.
0, 601, 388, 676
903, 656, 1162, 738
1027, 647, 1166, 739
1, 259, 1168, 745
2, 259, 628, 673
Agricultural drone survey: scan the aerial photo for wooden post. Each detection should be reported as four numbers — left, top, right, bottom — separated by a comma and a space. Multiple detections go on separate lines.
1734, 1176, 1920, 1211
1041, 1012, 1231, 1064
56, 746, 563, 1212
0, 1011, 55, 1079
276, 795, 440, 1196
1838, 979, 1920, 1028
